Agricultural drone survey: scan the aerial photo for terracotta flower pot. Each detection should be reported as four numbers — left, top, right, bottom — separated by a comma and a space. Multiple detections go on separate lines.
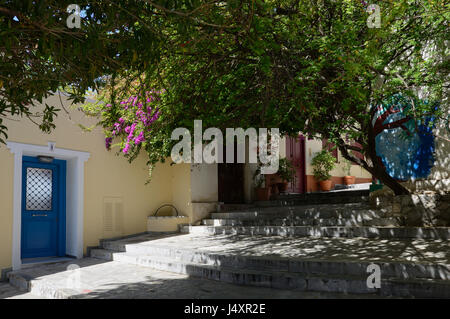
270, 183, 279, 197
270, 174, 283, 184
255, 187, 271, 201
343, 176, 356, 185
277, 182, 288, 193
319, 180, 332, 191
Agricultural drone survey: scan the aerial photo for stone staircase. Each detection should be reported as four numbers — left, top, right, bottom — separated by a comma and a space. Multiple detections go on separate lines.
85, 191, 450, 298
184, 200, 449, 240
7, 190, 450, 298
86, 234, 449, 298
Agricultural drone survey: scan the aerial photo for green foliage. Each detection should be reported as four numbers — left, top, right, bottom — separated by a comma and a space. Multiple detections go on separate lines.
0, 0, 206, 140
312, 150, 336, 182
86, 0, 447, 190
1, 0, 448, 193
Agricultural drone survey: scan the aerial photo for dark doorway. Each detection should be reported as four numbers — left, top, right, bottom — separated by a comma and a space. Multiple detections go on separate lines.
218, 142, 245, 203
285, 135, 306, 193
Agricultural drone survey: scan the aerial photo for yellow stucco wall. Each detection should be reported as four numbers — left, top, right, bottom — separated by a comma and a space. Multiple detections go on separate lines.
0, 95, 174, 271
0, 151, 14, 271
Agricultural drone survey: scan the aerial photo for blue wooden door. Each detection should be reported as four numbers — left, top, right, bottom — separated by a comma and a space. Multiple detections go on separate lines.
21, 156, 66, 259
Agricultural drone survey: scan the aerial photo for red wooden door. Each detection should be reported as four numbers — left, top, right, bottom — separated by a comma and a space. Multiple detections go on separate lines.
285, 135, 306, 193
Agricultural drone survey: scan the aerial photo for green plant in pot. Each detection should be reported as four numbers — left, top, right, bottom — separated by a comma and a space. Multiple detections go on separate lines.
341, 157, 355, 185
276, 158, 295, 193
253, 165, 271, 201
311, 150, 336, 191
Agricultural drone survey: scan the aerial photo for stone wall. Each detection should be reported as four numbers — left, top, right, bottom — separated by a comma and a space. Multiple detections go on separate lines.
400, 113, 450, 194
370, 190, 450, 227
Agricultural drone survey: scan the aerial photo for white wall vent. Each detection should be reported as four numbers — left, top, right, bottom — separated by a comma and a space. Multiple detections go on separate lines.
103, 197, 124, 237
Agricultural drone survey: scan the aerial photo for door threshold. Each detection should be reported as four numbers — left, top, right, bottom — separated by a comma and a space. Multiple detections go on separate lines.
21, 256, 76, 269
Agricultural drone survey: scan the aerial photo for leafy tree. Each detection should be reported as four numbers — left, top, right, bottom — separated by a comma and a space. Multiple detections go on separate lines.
94, 0, 448, 194
0, 0, 227, 141
1, 0, 448, 194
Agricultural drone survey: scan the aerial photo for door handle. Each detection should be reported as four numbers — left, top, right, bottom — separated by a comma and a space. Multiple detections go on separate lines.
32, 214, 48, 217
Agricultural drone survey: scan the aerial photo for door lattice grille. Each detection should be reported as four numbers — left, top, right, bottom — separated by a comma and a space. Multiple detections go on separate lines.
26, 167, 52, 211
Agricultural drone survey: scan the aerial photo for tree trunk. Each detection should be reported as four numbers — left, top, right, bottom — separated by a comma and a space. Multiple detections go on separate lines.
364, 164, 410, 195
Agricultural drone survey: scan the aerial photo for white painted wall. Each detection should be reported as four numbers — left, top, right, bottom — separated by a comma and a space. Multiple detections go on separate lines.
190, 163, 218, 202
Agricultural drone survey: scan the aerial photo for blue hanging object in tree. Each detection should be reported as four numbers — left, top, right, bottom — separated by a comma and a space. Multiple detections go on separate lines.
372, 94, 436, 181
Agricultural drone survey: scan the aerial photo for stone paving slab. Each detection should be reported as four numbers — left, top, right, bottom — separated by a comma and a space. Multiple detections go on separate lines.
0, 283, 43, 299
4, 259, 384, 299
104, 233, 450, 265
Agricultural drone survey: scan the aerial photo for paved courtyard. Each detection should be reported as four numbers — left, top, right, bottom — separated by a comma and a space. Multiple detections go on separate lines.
4, 233, 448, 299
1, 258, 383, 299
0, 283, 42, 299
101, 233, 450, 264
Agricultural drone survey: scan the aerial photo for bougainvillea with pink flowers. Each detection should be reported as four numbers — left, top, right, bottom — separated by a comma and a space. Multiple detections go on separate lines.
103, 91, 162, 155
82, 85, 177, 177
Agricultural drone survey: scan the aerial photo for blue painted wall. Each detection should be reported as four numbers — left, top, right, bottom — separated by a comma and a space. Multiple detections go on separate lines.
372, 94, 436, 181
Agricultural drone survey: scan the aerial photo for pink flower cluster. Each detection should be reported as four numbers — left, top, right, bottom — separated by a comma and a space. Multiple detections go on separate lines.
104, 91, 162, 153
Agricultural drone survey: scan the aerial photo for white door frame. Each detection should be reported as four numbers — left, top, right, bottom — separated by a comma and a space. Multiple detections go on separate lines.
7, 141, 90, 270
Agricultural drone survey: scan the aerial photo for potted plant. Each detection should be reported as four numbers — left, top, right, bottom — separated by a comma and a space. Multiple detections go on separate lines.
276, 158, 295, 193
341, 158, 356, 185
253, 166, 271, 201
311, 150, 336, 191
267, 170, 284, 197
